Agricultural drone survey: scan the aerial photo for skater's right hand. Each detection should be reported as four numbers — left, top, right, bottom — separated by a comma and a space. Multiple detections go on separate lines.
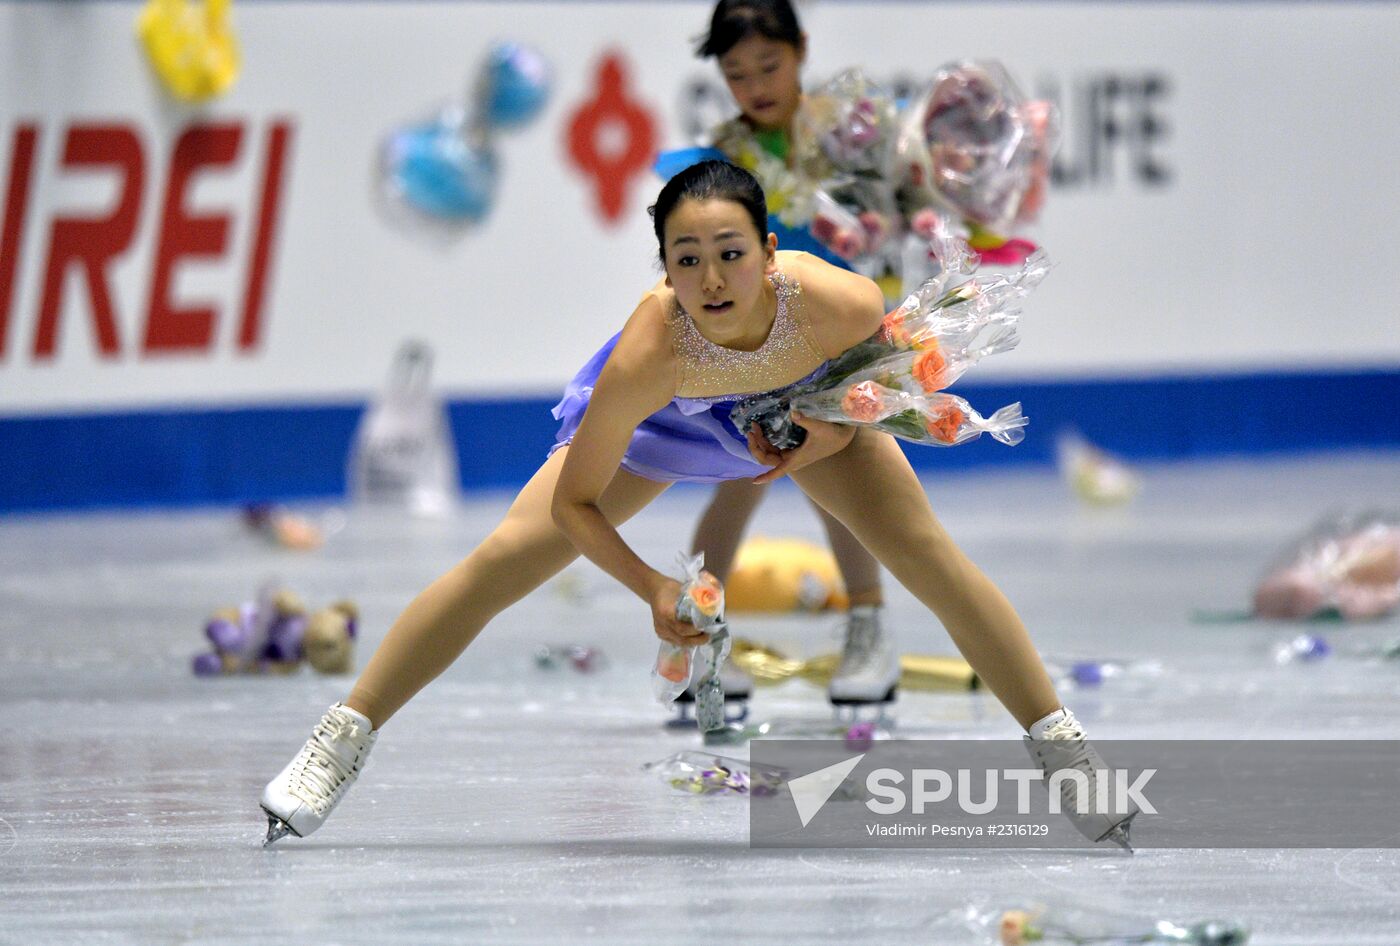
650, 577, 710, 647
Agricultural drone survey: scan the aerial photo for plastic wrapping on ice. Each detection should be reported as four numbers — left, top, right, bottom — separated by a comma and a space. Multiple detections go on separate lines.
1252, 512, 1400, 621
348, 341, 459, 517
962, 901, 1250, 945
643, 751, 784, 796
700, 715, 893, 750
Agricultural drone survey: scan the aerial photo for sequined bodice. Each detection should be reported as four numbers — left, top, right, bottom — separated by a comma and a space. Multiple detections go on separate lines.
669, 270, 826, 399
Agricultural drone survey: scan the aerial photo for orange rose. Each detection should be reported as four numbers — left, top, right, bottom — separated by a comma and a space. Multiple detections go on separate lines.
688, 583, 722, 617
657, 649, 691, 682
999, 909, 1041, 945
880, 309, 910, 347
926, 400, 966, 444
911, 347, 947, 393
842, 381, 886, 423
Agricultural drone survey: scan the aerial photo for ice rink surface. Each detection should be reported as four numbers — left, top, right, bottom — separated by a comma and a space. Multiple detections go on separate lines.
3, 451, 1400, 944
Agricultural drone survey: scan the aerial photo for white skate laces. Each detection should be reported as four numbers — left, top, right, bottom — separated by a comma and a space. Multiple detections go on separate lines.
829, 607, 900, 709
261, 703, 377, 845
294, 711, 370, 812
1023, 708, 1138, 851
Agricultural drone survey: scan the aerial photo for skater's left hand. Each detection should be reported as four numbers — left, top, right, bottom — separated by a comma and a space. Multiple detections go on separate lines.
748, 413, 855, 485
649, 576, 710, 647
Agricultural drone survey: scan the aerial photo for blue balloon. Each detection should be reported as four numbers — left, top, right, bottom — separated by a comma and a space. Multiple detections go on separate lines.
484, 42, 550, 129
384, 117, 497, 222
653, 146, 727, 181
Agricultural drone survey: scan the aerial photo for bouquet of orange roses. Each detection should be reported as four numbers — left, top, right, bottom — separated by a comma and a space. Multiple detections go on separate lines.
734, 232, 1047, 450
652, 553, 735, 733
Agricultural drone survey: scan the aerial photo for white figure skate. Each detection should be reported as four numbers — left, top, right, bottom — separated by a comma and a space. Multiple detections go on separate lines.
261, 703, 377, 845
1023, 709, 1138, 851
828, 607, 900, 722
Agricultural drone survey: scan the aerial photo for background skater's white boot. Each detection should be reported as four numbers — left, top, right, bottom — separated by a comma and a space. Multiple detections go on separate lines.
1023, 708, 1138, 851
261, 703, 377, 845
828, 606, 900, 714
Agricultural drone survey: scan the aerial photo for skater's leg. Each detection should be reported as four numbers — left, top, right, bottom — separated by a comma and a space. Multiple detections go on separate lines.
347, 448, 668, 727
810, 501, 883, 607
806, 498, 896, 707
693, 480, 882, 604
790, 429, 1060, 730
689, 479, 769, 583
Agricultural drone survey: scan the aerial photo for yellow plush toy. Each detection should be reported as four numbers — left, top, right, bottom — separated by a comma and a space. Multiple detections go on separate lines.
724, 536, 849, 613
137, 0, 240, 102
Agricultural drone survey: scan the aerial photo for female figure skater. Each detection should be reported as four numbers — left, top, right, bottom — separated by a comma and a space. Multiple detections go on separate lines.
678, 0, 898, 710
259, 161, 1135, 850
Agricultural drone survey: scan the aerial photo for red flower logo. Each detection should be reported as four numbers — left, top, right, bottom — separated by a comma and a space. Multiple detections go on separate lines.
566, 53, 657, 223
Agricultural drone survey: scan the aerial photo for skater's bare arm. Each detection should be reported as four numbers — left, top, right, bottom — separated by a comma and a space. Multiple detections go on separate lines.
795, 252, 887, 358
552, 299, 703, 646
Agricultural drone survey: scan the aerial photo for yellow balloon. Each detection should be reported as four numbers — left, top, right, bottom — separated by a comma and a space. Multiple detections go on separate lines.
137, 0, 240, 102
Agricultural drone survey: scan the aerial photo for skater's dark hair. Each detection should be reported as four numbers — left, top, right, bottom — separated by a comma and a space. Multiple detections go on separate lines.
650, 160, 768, 263
696, 0, 805, 59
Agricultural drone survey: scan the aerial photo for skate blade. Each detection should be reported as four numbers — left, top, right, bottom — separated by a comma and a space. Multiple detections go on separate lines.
672, 689, 753, 705
829, 686, 897, 724
1100, 814, 1136, 853
262, 810, 296, 847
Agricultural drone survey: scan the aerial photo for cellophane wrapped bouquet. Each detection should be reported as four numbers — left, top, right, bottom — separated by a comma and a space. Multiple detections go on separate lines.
651, 553, 738, 734
965, 902, 1249, 946
733, 230, 1048, 451
1253, 512, 1400, 621
792, 63, 1057, 298
896, 60, 1058, 253
801, 71, 903, 264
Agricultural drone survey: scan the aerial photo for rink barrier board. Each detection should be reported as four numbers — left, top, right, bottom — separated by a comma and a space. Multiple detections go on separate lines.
2, 365, 1397, 512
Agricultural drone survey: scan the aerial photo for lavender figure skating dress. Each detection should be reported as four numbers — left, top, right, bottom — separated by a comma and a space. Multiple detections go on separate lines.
550, 266, 829, 483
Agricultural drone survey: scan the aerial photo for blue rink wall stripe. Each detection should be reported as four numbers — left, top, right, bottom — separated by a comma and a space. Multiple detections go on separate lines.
1, 367, 1397, 513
